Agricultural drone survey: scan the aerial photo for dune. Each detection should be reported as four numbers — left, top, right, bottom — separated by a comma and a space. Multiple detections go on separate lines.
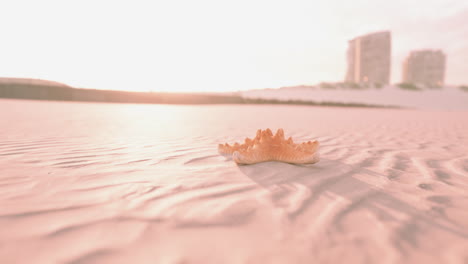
242, 85, 468, 111
0, 99, 467, 263
0, 77, 71, 87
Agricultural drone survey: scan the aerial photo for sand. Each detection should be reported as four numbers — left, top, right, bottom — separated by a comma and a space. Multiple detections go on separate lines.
0, 99, 467, 263
242, 85, 468, 110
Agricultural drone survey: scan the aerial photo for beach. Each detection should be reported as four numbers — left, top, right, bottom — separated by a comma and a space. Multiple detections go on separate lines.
242, 85, 468, 111
0, 98, 467, 263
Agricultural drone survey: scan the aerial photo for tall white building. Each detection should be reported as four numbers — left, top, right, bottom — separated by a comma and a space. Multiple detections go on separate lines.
345, 31, 391, 84
402, 50, 446, 86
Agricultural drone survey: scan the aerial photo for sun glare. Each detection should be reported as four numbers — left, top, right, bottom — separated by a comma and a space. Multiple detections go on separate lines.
0, 0, 467, 92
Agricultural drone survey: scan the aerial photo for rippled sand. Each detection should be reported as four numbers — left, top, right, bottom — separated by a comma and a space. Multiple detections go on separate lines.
1, 99, 467, 264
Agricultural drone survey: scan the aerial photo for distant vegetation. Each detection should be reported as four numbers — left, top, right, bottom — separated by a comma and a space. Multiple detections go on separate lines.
374, 83, 383, 89
343, 82, 362, 89
397, 82, 421, 91
319, 82, 337, 89
242, 98, 395, 108
0, 78, 397, 108
317, 82, 383, 90
397, 82, 445, 90
320, 82, 363, 89
0, 81, 242, 105
459, 85, 468, 92
426, 84, 442, 89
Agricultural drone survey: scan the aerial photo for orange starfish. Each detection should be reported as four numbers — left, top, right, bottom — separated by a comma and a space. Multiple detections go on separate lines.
218, 128, 320, 165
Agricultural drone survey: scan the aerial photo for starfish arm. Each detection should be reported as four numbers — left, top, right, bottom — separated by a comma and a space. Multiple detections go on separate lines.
272, 149, 320, 164
232, 149, 271, 164
218, 143, 234, 155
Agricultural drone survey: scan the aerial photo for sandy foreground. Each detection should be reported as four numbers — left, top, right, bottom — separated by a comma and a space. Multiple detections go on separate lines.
0, 99, 467, 264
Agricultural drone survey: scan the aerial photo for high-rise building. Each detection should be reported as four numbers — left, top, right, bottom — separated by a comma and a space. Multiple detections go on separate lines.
345, 31, 391, 84
402, 50, 446, 86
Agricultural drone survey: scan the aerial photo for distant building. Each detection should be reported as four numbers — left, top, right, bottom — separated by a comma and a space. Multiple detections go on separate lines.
402, 50, 446, 86
345, 31, 391, 84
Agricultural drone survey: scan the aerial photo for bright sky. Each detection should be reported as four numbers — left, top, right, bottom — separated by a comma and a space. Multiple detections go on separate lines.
1, 0, 467, 92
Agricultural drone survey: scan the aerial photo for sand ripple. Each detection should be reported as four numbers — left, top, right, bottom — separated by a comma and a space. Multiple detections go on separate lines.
0, 99, 467, 263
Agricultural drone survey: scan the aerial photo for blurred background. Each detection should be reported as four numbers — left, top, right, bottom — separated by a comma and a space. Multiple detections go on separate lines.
1, 0, 467, 109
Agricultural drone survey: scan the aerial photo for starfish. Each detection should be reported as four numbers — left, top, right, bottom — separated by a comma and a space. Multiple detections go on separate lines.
218, 128, 320, 165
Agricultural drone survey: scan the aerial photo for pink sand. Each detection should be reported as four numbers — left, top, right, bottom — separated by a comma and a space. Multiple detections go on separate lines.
0, 99, 467, 263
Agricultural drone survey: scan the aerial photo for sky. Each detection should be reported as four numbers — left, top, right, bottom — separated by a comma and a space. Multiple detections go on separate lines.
0, 0, 467, 92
